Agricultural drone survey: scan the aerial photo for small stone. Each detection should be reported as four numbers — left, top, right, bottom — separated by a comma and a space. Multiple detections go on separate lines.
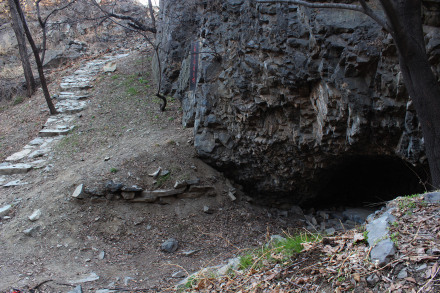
121, 192, 135, 200
397, 268, 408, 279
370, 238, 396, 266
23, 226, 40, 237
121, 185, 143, 192
105, 180, 124, 193
203, 206, 213, 214
161, 170, 170, 176
186, 178, 200, 185
366, 274, 380, 286
181, 249, 199, 256
103, 61, 117, 72
343, 208, 374, 224
325, 227, 336, 236
70, 272, 100, 283
424, 192, 440, 204
174, 180, 188, 189
72, 184, 87, 199
0, 204, 12, 217
67, 285, 83, 293
148, 167, 162, 178
104, 156, 111, 161
98, 251, 105, 260
228, 191, 237, 201
269, 235, 286, 245
161, 238, 178, 253
172, 271, 186, 278
29, 209, 42, 222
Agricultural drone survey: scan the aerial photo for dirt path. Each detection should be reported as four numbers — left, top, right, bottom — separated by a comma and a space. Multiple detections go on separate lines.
0, 50, 304, 292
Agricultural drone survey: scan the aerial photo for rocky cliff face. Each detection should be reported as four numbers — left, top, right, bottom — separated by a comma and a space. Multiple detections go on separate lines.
157, 0, 440, 205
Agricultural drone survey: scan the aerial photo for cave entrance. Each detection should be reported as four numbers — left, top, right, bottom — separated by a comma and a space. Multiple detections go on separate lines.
309, 156, 428, 209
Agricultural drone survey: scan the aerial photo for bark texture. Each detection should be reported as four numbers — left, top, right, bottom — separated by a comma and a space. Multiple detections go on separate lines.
7, 0, 35, 97
379, 0, 440, 188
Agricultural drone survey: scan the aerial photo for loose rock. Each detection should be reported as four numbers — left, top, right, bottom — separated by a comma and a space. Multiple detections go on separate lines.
72, 184, 87, 199
29, 209, 42, 221
105, 180, 124, 193
161, 238, 178, 253
0, 204, 12, 217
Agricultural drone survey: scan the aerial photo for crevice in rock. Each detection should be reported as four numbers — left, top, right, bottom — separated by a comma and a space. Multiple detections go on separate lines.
308, 155, 429, 209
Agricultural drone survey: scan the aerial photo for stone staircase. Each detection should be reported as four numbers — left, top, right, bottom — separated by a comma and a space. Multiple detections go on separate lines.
0, 53, 129, 186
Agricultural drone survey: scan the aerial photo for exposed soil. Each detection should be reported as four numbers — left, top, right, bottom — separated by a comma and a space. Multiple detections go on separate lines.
0, 50, 306, 292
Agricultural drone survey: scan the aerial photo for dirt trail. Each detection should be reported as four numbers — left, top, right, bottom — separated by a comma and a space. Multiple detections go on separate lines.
0, 50, 303, 292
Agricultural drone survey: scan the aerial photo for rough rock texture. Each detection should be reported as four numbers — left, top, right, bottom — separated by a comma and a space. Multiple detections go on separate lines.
156, 0, 440, 204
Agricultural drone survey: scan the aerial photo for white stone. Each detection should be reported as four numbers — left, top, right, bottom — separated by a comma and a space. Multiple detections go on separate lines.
29, 137, 45, 146
5, 149, 33, 162
103, 61, 117, 72
69, 272, 100, 284
0, 163, 32, 175
72, 184, 87, 199
29, 209, 42, 221
39, 128, 73, 137
0, 205, 12, 217
3, 180, 29, 187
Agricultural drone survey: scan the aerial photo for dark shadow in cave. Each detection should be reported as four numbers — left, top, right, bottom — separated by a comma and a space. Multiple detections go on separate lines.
307, 156, 428, 209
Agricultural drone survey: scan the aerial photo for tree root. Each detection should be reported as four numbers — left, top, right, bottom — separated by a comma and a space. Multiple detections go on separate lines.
156, 93, 167, 112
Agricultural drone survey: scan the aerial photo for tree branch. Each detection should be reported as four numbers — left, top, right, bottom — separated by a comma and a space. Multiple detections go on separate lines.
256, 0, 390, 32
91, 0, 156, 33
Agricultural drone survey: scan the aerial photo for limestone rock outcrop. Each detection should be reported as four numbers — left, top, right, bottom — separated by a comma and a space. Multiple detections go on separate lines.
156, 0, 440, 204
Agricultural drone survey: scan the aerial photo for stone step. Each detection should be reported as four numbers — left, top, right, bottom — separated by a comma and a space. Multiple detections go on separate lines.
57, 92, 90, 100
0, 163, 33, 175
39, 126, 74, 137
60, 82, 93, 91
5, 149, 33, 162
55, 100, 88, 114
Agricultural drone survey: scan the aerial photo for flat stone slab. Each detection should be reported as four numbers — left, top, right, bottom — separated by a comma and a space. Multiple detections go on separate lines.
3, 179, 29, 187
56, 100, 88, 114
29, 137, 46, 146
0, 204, 12, 217
58, 92, 90, 100
142, 188, 186, 198
39, 126, 74, 137
69, 272, 100, 284
5, 148, 33, 162
0, 163, 32, 175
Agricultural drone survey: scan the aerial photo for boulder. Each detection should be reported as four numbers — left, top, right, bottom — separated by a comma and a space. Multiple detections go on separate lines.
156, 0, 436, 204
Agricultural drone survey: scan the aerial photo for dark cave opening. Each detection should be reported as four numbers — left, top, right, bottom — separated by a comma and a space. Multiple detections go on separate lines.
308, 156, 428, 209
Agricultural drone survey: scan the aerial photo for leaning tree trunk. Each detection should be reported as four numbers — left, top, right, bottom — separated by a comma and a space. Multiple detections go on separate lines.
13, 0, 57, 115
8, 0, 36, 97
380, 0, 440, 188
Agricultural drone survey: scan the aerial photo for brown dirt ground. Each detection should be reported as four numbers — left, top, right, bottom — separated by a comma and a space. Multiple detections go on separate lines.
0, 50, 306, 293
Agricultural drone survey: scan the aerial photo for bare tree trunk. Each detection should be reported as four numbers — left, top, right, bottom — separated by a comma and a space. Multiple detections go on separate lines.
379, 0, 440, 188
7, 0, 36, 97
13, 0, 57, 115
